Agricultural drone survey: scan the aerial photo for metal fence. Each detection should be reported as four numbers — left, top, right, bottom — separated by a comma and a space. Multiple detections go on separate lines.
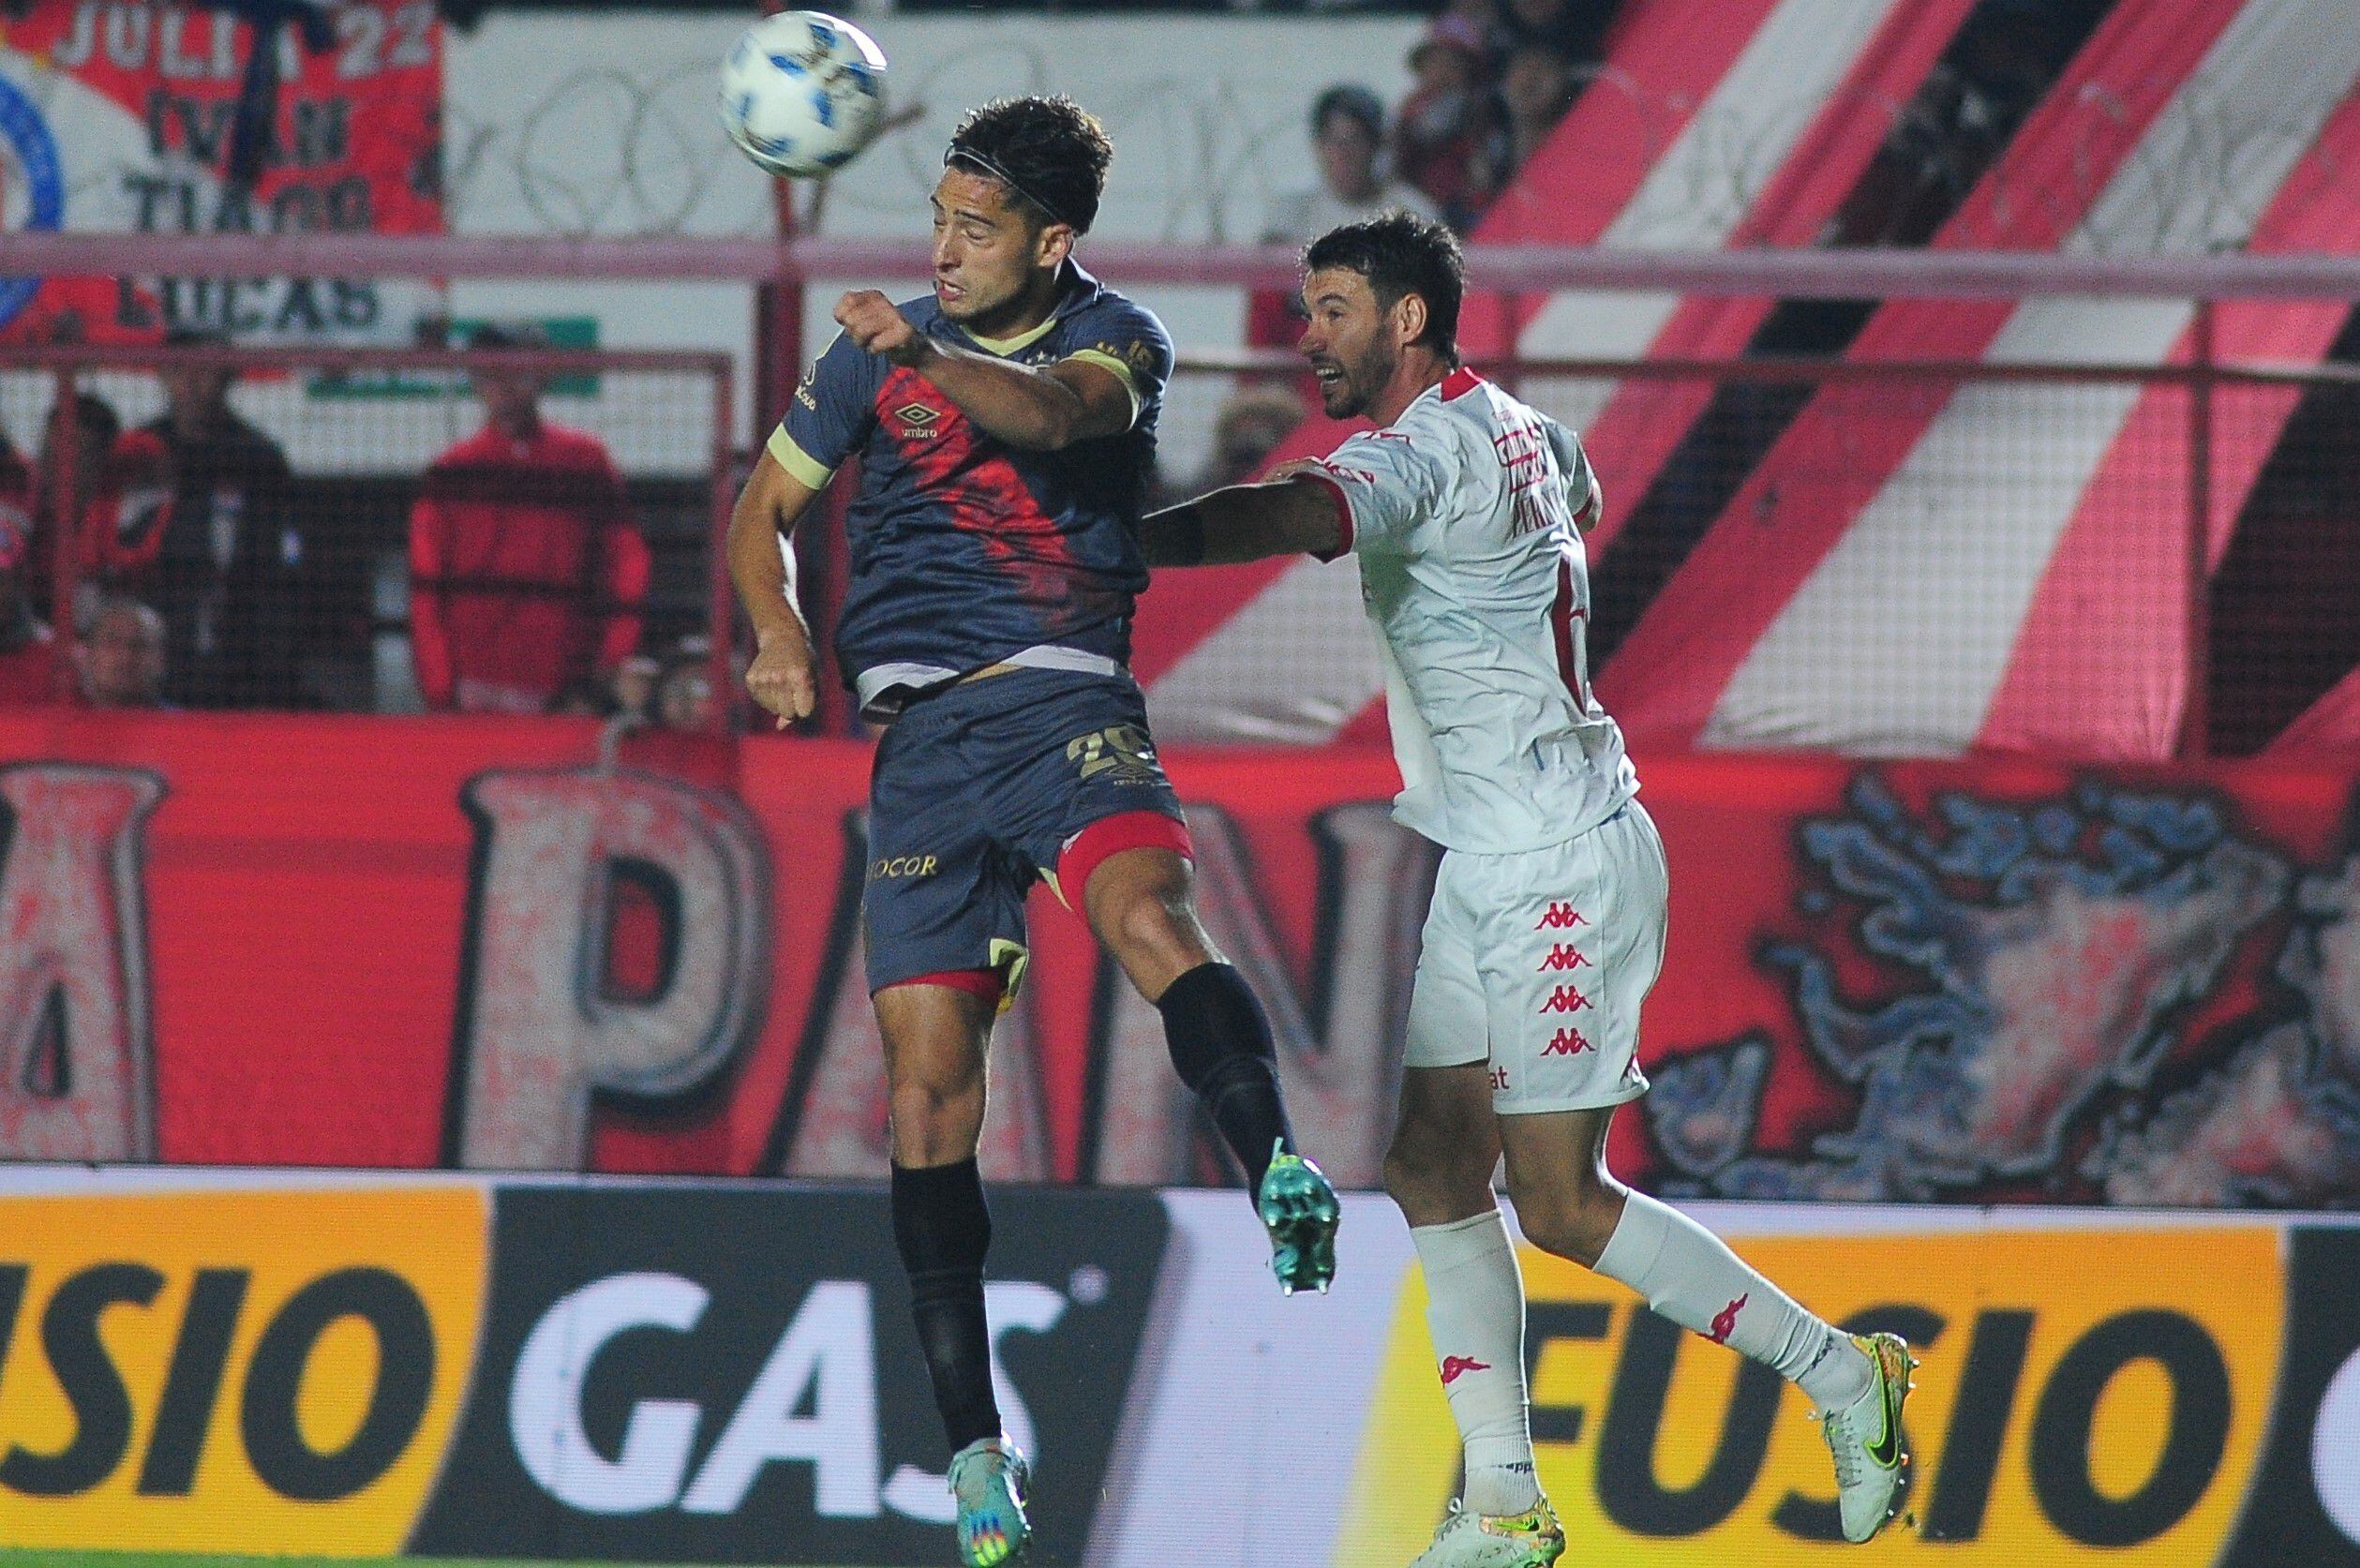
5, 236, 2357, 756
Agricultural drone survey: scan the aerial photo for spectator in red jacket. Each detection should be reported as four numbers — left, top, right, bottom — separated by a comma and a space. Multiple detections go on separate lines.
27, 393, 172, 630
409, 326, 650, 714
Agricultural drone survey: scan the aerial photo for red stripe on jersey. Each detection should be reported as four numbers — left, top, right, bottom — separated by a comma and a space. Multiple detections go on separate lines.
877, 367, 1109, 623
1551, 557, 1592, 712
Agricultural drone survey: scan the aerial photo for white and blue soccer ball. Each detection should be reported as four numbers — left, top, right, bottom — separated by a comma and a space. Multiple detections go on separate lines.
719, 11, 889, 179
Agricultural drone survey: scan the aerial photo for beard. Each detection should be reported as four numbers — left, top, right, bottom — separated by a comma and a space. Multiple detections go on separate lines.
1314, 343, 1391, 419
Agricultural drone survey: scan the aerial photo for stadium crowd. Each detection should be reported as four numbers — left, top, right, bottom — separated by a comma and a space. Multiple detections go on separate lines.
0, 326, 723, 730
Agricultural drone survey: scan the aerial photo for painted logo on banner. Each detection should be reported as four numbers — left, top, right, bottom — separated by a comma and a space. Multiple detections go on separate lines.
1341, 1224, 2283, 1564
0, 1185, 486, 1555
1645, 774, 2360, 1210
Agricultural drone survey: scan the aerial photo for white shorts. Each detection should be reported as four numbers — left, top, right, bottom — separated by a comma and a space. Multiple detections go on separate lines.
1403, 800, 1669, 1114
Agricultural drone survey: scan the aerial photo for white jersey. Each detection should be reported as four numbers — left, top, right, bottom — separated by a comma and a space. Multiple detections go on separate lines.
1306, 368, 1636, 854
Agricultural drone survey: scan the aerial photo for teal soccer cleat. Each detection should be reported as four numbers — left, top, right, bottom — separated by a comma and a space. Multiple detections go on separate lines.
948, 1437, 1032, 1567
1257, 1141, 1341, 1295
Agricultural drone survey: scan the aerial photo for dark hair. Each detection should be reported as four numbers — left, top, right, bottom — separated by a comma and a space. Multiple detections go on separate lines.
1303, 211, 1465, 362
69, 392, 120, 448
1310, 84, 1384, 142
946, 95, 1113, 235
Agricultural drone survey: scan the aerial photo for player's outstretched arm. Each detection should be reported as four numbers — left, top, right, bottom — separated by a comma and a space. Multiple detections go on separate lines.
834, 289, 1131, 451
1140, 473, 1347, 566
727, 447, 822, 728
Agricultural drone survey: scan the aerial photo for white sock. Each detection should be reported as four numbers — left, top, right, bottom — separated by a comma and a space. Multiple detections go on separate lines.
1412, 1207, 1542, 1516
1591, 1191, 1874, 1413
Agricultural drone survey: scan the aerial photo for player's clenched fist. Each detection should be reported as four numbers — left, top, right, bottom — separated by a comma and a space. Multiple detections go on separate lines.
834, 290, 931, 366
744, 626, 817, 729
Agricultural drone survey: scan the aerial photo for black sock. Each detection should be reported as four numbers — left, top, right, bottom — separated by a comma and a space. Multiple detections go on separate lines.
1157, 962, 1294, 1188
890, 1157, 1002, 1454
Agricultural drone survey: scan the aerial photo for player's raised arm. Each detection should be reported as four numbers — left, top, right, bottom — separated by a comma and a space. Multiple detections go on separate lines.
726, 446, 823, 727
832, 287, 1138, 452
1140, 469, 1349, 566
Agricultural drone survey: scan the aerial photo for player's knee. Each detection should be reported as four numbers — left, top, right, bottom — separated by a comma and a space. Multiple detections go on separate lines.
886, 1069, 985, 1165
1507, 1178, 1621, 1268
1383, 1124, 1493, 1220
1100, 884, 1212, 998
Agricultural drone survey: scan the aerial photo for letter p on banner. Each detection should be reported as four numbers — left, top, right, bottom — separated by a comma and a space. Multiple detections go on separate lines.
452, 767, 772, 1168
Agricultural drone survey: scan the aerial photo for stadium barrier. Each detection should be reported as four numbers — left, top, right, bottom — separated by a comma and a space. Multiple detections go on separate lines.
0, 1165, 2348, 1566
3, 709, 2357, 1209
7, 239, 2360, 754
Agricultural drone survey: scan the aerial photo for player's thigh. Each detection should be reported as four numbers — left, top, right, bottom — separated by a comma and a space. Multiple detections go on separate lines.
1472, 809, 1667, 1117
1386, 1060, 1502, 1202
862, 710, 1032, 998
1077, 844, 1217, 1000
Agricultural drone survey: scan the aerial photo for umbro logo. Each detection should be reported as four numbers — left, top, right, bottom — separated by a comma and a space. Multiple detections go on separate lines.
895, 401, 944, 438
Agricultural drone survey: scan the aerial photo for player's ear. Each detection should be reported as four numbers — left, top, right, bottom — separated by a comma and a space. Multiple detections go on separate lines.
1393, 291, 1430, 351
1034, 220, 1076, 270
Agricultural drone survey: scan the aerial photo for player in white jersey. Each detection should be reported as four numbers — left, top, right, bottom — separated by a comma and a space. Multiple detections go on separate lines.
1143, 215, 1916, 1563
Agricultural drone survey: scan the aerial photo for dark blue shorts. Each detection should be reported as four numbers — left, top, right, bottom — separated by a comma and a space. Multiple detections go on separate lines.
862, 666, 1190, 997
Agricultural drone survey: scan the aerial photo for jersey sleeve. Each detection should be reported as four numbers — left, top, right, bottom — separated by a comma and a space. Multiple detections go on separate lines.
768, 330, 878, 489
1305, 413, 1460, 559
1062, 299, 1173, 431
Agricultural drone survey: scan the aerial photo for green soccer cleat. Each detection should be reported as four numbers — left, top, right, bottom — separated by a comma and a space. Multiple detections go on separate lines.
1257, 1141, 1341, 1295
1407, 1498, 1567, 1567
948, 1436, 1032, 1567
1814, 1332, 1919, 1544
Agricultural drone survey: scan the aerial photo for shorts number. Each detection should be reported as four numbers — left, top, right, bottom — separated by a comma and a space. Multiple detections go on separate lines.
1068, 724, 1156, 782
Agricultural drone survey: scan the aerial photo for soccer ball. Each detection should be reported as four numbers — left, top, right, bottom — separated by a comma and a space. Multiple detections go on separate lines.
719, 11, 889, 179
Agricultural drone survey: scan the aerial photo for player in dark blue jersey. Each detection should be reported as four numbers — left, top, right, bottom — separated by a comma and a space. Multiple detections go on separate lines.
725, 96, 1339, 1568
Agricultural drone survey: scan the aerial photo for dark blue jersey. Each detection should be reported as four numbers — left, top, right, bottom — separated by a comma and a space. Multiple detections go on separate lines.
768, 262, 1173, 715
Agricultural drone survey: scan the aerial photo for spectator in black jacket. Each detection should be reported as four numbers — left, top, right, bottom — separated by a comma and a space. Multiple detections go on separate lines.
144, 329, 305, 708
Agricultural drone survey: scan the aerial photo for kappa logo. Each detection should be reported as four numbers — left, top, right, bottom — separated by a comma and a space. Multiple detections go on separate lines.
1439, 1355, 1492, 1386
1708, 1292, 1748, 1345
1536, 903, 1589, 931
1542, 1028, 1592, 1056
1540, 985, 1593, 1015
895, 402, 944, 438
1541, 944, 1591, 971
